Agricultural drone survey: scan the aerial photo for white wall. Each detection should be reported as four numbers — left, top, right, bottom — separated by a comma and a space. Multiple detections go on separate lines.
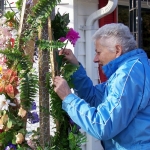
56, 0, 104, 150
56, 0, 75, 54
75, 1, 103, 149
56, 0, 100, 86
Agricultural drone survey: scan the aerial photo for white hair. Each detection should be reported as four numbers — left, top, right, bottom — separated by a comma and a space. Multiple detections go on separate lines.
92, 23, 137, 53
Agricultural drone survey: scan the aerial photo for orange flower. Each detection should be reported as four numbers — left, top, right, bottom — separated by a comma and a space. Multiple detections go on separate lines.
0, 69, 19, 98
0, 80, 5, 93
5, 84, 18, 98
0, 119, 4, 130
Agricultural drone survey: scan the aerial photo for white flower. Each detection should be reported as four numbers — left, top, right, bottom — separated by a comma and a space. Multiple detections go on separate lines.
0, 94, 16, 110
15, 93, 21, 104
0, 17, 7, 25
10, 29, 18, 39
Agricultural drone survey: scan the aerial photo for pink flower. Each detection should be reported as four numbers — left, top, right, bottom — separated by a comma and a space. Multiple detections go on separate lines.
0, 26, 12, 50
66, 28, 80, 46
27, 140, 36, 149
59, 28, 80, 47
0, 54, 7, 65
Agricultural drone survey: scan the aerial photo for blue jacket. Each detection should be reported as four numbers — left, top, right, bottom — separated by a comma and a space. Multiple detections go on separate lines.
62, 49, 150, 150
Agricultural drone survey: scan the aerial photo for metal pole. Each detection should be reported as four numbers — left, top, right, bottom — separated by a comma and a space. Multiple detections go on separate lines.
129, 0, 142, 48
137, 0, 141, 48
0, 0, 4, 17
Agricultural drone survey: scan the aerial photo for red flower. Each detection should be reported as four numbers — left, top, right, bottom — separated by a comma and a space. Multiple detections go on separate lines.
0, 129, 3, 133
10, 38, 15, 48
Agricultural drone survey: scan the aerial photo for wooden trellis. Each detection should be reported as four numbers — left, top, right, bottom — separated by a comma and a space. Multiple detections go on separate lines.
18, 0, 57, 147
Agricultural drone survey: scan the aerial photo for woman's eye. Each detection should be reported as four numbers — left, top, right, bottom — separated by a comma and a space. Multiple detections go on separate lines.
95, 51, 100, 55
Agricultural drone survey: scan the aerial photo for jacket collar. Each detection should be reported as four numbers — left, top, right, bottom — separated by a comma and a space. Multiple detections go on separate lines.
102, 49, 147, 79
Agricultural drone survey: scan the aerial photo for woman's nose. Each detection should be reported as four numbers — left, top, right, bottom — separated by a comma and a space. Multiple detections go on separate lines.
93, 55, 99, 63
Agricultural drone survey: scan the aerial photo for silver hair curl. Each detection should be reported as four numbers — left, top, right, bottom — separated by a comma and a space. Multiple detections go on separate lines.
92, 23, 137, 54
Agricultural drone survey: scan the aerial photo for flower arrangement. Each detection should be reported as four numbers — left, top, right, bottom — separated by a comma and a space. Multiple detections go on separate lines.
0, 1, 39, 149
0, 0, 86, 149
48, 11, 86, 150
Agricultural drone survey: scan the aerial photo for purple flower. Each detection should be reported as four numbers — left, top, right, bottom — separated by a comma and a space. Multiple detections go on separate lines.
59, 28, 80, 47
5, 143, 16, 150
69, 118, 75, 125
31, 101, 36, 110
26, 0, 33, 5
59, 37, 67, 42
28, 112, 39, 124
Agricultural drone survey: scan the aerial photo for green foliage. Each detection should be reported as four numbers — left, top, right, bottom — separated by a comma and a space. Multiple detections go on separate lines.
4, 9, 19, 29
0, 129, 14, 147
22, 0, 62, 43
51, 11, 70, 40
68, 128, 86, 150
37, 39, 66, 50
0, 48, 32, 72
15, 0, 23, 10
32, 0, 61, 20
0, 48, 39, 110
46, 54, 84, 150
20, 70, 39, 109
62, 63, 79, 88
4, 11, 15, 21
0, 110, 26, 149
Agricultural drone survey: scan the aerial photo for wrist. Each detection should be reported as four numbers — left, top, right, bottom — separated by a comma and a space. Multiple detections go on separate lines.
62, 92, 72, 101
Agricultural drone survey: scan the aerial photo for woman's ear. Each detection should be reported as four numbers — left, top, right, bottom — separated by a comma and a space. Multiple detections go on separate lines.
115, 45, 123, 58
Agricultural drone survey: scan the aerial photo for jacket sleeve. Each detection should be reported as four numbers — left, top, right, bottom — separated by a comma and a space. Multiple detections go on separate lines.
71, 64, 105, 107
62, 62, 145, 140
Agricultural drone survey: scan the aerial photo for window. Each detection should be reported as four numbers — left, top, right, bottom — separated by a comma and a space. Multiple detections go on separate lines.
118, 5, 150, 58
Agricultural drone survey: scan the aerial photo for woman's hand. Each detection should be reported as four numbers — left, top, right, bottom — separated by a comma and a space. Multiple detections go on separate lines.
53, 76, 72, 100
59, 49, 79, 66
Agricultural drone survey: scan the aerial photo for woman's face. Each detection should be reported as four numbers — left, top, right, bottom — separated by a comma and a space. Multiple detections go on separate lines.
93, 39, 119, 66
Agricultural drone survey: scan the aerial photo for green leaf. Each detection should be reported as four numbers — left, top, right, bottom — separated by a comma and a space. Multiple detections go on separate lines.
7, 120, 12, 128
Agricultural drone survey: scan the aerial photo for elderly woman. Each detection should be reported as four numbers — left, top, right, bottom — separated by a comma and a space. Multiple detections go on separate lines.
54, 23, 150, 150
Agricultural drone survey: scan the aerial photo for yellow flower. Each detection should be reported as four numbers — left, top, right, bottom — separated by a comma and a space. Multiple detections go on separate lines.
15, 133, 24, 144
0, 66, 2, 72
18, 107, 27, 118
1, 114, 8, 124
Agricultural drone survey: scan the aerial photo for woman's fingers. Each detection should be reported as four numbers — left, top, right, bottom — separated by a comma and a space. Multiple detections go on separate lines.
53, 76, 72, 100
